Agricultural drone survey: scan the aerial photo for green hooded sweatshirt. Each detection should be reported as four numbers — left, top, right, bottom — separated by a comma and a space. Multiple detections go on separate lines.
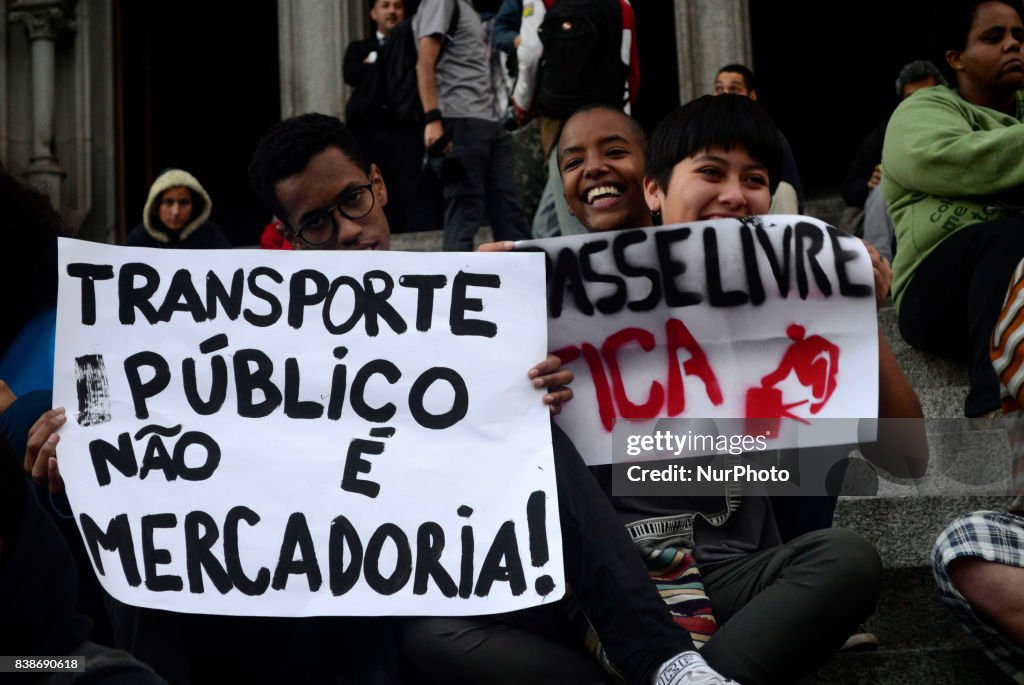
882, 85, 1024, 308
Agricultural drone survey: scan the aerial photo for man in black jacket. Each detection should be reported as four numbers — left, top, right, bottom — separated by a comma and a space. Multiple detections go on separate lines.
344, 0, 443, 235
343, 0, 405, 88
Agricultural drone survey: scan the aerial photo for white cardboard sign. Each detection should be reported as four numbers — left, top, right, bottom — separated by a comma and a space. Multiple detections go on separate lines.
54, 238, 563, 616
521, 216, 879, 465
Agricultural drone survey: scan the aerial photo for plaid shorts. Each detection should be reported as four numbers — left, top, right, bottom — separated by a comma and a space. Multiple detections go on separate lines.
933, 510, 1024, 683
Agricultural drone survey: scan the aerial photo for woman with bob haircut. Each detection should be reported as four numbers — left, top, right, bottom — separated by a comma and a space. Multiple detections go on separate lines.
560, 95, 925, 684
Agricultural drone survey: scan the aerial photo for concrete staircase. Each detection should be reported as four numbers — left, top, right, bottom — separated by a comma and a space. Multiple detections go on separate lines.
806, 262, 1015, 681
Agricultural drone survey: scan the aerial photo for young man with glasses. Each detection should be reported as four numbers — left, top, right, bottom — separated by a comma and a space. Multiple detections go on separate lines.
246, 112, 738, 684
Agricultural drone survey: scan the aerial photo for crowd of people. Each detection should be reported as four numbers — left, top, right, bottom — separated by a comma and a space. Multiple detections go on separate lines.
9, 0, 1024, 682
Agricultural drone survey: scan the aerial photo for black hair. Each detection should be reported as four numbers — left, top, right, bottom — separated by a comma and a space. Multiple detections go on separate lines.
895, 59, 947, 96
644, 94, 783, 195
248, 113, 370, 227
556, 103, 648, 166
0, 166, 64, 356
717, 64, 757, 92
930, 0, 1024, 83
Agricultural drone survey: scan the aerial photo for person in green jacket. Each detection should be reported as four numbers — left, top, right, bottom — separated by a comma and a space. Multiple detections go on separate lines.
882, 0, 1024, 417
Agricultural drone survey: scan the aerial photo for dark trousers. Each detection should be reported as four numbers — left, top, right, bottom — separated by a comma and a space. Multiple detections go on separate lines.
401, 425, 693, 685
700, 528, 882, 685
105, 599, 401, 684
355, 124, 442, 235
439, 117, 530, 251
898, 217, 1024, 416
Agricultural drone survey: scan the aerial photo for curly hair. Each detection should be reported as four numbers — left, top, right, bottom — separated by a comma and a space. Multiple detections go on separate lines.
0, 166, 65, 356
248, 113, 370, 227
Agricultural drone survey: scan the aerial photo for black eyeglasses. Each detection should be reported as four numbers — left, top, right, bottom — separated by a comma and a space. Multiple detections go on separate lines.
295, 183, 375, 246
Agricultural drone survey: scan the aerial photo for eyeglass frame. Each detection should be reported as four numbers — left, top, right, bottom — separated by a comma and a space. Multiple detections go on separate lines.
292, 182, 376, 246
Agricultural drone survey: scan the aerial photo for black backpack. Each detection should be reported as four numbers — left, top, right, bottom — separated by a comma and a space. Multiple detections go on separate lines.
346, 2, 461, 129
533, 0, 627, 120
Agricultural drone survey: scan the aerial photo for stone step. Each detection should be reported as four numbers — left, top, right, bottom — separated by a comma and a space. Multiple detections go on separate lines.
879, 307, 971, 392
917, 385, 970, 418
844, 424, 1014, 499
805, 645, 1010, 684
389, 227, 493, 253
834, 495, 1011, 569
863, 566, 972, 652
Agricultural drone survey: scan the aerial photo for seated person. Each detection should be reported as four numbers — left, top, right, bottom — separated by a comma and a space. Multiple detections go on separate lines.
882, 0, 1024, 418
0, 164, 114, 645
933, 255, 1024, 682
1, 434, 167, 684
841, 59, 944, 259
126, 169, 230, 249
545, 95, 926, 684
255, 112, 732, 685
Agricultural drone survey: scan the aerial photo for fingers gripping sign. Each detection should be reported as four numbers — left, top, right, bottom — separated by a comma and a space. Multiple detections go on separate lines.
530, 354, 574, 415
25, 407, 68, 493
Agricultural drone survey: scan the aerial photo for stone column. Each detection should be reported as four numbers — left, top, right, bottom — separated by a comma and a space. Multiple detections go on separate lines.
9, 0, 73, 208
674, 0, 753, 105
277, 0, 365, 119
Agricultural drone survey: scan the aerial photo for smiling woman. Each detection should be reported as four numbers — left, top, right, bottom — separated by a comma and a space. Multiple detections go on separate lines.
882, 0, 1024, 417
642, 94, 782, 226
557, 104, 651, 232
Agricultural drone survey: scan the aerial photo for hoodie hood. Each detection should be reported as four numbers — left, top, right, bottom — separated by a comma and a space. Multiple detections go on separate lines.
142, 169, 213, 243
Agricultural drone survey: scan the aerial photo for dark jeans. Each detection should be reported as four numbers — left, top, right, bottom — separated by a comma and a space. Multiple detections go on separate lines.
401, 425, 693, 685
439, 117, 530, 251
769, 495, 838, 542
701, 528, 882, 685
898, 217, 1024, 416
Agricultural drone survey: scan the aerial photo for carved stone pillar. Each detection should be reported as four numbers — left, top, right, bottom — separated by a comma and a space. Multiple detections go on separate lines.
674, 0, 753, 105
9, 0, 74, 208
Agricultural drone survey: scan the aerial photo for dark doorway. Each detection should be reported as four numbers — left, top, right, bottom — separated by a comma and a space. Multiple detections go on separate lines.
115, 0, 281, 246
750, 1, 934, 198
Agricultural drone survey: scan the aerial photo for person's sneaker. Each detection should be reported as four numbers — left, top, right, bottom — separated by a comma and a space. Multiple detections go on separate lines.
840, 631, 880, 652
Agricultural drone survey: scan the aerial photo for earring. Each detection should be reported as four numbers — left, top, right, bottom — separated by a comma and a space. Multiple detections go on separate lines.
651, 208, 662, 221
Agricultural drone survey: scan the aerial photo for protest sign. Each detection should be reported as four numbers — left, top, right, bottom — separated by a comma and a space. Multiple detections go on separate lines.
53, 238, 563, 616
520, 216, 879, 466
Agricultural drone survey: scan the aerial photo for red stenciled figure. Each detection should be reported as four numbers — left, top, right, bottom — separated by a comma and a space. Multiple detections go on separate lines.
745, 324, 840, 437
760, 324, 840, 413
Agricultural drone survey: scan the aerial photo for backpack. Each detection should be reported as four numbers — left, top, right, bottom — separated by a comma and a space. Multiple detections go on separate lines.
533, 0, 627, 120
345, 1, 461, 129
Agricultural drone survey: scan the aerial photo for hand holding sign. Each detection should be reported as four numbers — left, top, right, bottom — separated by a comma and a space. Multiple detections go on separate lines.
24, 406, 67, 493
864, 240, 892, 310
531, 353, 574, 414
